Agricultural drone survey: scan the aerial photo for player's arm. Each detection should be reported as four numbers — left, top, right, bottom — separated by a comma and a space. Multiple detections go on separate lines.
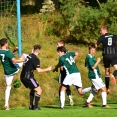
12, 46, 18, 54
74, 52, 78, 60
36, 67, 52, 73
91, 58, 101, 70
12, 57, 25, 63
53, 63, 60, 72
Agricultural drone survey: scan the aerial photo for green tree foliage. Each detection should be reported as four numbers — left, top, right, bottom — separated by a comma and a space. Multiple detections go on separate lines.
50, 0, 117, 42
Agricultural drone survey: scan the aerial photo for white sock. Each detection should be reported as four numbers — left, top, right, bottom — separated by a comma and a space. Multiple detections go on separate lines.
102, 92, 107, 105
5, 86, 11, 107
68, 95, 73, 102
60, 91, 65, 108
86, 91, 96, 103
82, 87, 91, 94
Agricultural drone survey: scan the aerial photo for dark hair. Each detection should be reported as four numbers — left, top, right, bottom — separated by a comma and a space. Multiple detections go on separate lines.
57, 46, 67, 53
89, 44, 96, 50
57, 39, 65, 46
33, 44, 41, 50
0, 38, 8, 47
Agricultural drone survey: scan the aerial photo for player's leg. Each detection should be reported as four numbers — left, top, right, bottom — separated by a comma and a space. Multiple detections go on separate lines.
4, 75, 14, 110
66, 86, 74, 106
103, 56, 111, 94
34, 86, 42, 110
101, 86, 109, 108
82, 86, 92, 94
15, 53, 28, 68
29, 90, 35, 109
60, 85, 67, 109
105, 68, 110, 94
28, 78, 41, 110
84, 90, 96, 108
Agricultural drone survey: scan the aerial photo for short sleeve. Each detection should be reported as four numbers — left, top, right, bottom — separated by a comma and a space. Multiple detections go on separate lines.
97, 36, 102, 45
69, 52, 75, 57
7, 50, 15, 60
33, 57, 40, 69
59, 57, 64, 67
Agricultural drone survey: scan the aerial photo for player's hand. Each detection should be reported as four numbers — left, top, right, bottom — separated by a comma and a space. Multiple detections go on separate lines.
97, 57, 101, 63
53, 68, 58, 72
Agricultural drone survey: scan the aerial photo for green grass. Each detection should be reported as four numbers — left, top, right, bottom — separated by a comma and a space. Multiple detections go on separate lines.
0, 104, 117, 117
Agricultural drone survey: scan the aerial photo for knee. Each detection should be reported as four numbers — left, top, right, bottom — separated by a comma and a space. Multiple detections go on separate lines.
36, 87, 42, 95
101, 86, 106, 92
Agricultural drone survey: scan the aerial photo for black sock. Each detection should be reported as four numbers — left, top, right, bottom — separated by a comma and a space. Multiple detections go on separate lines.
105, 76, 110, 90
113, 70, 117, 77
30, 90, 35, 106
66, 87, 71, 96
35, 94, 40, 108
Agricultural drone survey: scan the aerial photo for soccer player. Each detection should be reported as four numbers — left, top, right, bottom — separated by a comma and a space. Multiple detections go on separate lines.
57, 46, 91, 109
85, 45, 109, 108
20, 44, 52, 110
95, 26, 117, 94
53, 40, 74, 106
0, 38, 25, 110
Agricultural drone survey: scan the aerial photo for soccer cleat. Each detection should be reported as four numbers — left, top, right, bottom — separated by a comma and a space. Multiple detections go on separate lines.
84, 101, 93, 108
33, 106, 41, 110
110, 73, 116, 84
60, 107, 64, 109
5, 106, 10, 110
106, 89, 110, 95
29, 105, 34, 110
102, 105, 110, 108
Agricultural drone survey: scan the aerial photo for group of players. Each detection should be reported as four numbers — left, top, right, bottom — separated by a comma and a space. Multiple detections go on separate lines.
0, 26, 117, 110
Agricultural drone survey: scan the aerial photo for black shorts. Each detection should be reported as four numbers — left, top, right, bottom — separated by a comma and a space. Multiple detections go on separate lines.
20, 77, 39, 89
59, 69, 66, 84
103, 54, 117, 68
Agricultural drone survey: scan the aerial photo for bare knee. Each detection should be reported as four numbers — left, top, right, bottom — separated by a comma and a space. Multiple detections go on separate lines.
101, 86, 106, 92
34, 87, 42, 95
77, 88, 83, 95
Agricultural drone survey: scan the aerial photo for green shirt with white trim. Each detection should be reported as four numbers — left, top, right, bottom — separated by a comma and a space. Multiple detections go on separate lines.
85, 54, 100, 79
0, 49, 17, 75
59, 52, 79, 75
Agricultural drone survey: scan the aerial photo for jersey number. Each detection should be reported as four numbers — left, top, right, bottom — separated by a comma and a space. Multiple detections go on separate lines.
65, 56, 75, 65
0, 54, 5, 62
108, 37, 112, 46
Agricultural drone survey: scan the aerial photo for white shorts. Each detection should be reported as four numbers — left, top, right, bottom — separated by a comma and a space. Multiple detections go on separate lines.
13, 53, 29, 69
91, 78, 105, 90
63, 73, 82, 88
4, 75, 14, 85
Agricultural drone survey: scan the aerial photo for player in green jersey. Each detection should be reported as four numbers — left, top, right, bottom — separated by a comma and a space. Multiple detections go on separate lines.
57, 46, 91, 109
85, 45, 109, 108
0, 38, 25, 110
53, 40, 74, 106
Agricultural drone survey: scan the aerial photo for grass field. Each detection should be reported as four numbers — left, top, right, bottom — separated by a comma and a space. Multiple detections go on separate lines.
0, 103, 117, 117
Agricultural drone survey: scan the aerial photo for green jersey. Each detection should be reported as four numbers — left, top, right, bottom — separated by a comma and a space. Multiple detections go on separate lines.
0, 49, 17, 75
59, 52, 79, 75
85, 54, 100, 79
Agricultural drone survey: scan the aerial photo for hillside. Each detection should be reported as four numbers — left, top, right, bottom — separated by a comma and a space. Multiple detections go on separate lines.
0, 15, 117, 109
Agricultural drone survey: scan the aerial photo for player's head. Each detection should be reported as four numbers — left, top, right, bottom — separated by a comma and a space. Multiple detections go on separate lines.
0, 38, 8, 48
33, 44, 41, 55
89, 44, 96, 55
100, 26, 108, 35
57, 39, 65, 47
57, 46, 67, 57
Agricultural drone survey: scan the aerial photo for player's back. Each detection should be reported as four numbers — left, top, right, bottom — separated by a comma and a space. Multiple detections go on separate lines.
60, 52, 79, 75
98, 34, 117, 55
21, 53, 40, 78
0, 49, 17, 75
